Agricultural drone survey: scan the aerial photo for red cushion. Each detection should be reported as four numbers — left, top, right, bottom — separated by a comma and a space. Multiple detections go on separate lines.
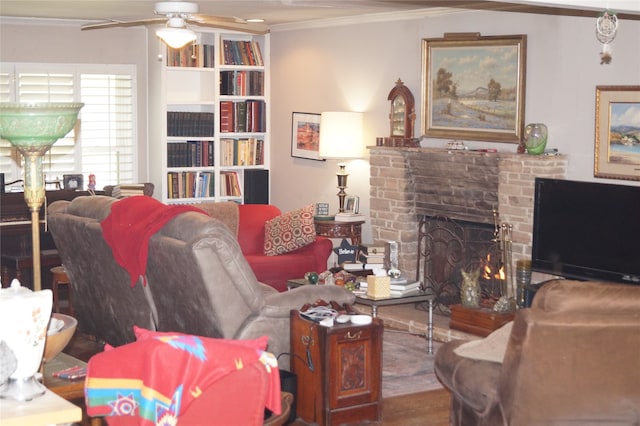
238, 204, 281, 255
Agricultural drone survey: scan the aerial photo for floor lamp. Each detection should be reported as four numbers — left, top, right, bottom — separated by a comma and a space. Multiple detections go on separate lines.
0, 103, 84, 291
318, 111, 364, 213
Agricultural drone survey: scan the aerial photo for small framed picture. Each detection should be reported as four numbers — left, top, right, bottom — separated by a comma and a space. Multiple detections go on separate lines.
344, 196, 359, 214
63, 174, 83, 190
291, 112, 324, 161
316, 202, 330, 216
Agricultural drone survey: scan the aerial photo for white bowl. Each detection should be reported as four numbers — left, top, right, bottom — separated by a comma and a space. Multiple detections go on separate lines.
350, 315, 372, 325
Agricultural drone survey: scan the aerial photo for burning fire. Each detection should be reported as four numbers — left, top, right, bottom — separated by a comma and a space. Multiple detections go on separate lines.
482, 254, 505, 281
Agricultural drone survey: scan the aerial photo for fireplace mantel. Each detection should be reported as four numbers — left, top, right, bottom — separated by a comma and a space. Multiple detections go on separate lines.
368, 146, 568, 278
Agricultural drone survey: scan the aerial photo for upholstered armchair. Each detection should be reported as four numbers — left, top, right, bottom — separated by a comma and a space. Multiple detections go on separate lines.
434, 279, 640, 425
48, 196, 355, 370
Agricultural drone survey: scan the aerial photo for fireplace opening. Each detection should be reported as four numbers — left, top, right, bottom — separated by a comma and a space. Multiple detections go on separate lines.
416, 215, 505, 314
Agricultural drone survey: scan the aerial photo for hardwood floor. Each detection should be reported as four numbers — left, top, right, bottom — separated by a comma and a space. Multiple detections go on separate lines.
64, 332, 452, 425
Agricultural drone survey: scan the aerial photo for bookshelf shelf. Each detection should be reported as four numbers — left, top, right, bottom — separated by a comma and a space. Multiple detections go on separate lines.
148, 30, 270, 204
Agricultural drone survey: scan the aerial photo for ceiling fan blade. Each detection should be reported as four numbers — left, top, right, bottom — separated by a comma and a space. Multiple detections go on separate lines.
189, 13, 247, 25
82, 18, 166, 30
189, 20, 270, 35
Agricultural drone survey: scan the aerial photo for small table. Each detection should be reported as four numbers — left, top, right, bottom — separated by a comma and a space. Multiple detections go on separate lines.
287, 279, 436, 355
1, 249, 61, 288
44, 352, 102, 426
0, 390, 82, 426
314, 219, 364, 246
44, 352, 87, 400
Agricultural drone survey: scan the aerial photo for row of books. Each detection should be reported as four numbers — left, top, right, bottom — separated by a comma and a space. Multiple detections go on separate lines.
167, 171, 215, 199
220, 70, 264, 96
221, 40, 264, 66
359, 277, 421, 297
220, 138, 265, 166
220, 171, 242, 197
167, 140, 214, 168
166, 44, 215, 68
167, 112, 215, 137
220, 100, 266, 133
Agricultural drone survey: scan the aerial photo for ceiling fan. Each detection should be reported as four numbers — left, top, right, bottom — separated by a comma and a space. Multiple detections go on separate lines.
81, 1, 268, 47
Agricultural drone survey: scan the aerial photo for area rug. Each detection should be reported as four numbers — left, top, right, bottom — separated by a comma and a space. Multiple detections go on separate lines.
382, 330, 443, 398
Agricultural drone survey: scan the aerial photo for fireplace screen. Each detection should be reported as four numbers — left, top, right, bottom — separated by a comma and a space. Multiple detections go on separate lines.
416, 215, 503, 314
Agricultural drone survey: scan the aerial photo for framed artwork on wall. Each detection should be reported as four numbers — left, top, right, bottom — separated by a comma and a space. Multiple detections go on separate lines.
291, 112, 324, 161
594, 85, 640, 181
421, 33, 527, 143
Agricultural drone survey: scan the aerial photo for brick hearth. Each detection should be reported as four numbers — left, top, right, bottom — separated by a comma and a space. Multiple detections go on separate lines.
368, 147, 568, 278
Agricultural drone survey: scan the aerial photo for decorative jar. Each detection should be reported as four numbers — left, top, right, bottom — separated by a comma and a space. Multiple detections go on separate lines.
524, 123, 548, 155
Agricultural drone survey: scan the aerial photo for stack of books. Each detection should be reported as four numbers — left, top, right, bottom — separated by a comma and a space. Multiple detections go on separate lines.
358, 243, 385, 267
358, 277, 421, 297
111, 184, 146, 198
341, 261, 384, 273
334, 212, 365, 222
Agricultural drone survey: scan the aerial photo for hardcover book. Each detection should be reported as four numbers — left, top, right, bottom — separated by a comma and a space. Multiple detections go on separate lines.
359, 244, 386, 255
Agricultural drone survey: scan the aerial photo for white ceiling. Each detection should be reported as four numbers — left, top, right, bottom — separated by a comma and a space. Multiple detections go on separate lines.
0, 0, 638, 32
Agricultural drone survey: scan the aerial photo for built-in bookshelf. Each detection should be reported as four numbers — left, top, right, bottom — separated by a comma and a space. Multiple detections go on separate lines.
147, 30, 270, 204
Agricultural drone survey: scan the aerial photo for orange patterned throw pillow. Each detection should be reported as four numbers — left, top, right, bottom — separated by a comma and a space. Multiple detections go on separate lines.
264, 204, 316, 255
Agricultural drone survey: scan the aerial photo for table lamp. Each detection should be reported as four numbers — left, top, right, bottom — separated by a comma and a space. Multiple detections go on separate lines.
318, 111, 364, 213
0, 103, 84, 292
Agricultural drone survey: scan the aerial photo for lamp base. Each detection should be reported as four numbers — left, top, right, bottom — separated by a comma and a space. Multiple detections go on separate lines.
0, 376, 47, 401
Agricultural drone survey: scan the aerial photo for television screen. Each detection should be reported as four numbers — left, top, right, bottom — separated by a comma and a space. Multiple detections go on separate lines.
531, 178, 640, 285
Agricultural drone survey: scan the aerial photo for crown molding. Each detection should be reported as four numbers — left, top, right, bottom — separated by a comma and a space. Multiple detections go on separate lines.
269, 7, 465, 33
0, 16, 90, 27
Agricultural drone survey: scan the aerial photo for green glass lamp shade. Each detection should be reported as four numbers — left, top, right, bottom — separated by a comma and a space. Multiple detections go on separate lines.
0, 103, 84, 154
0, 103, 84, 292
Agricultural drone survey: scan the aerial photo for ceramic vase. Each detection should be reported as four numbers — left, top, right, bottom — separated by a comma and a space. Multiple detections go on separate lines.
0, 279, 53, 401
524, 123, 548, 155
460, 269, 481, 308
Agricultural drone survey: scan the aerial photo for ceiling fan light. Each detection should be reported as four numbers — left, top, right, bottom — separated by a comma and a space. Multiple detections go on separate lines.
156, 27, 197, 48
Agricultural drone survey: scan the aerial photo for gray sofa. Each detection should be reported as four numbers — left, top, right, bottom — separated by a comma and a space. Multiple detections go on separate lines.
47, 195, 355, 369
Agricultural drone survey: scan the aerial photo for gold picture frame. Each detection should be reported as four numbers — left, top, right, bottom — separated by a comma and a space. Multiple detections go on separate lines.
421, 33, 527, 143
594, 85, 640, 181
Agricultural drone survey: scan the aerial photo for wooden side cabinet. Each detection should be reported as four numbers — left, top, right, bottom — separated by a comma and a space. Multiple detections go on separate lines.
290, 310, 383, 426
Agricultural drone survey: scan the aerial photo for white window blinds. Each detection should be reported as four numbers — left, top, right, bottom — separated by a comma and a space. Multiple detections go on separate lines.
0, 63, 136, 188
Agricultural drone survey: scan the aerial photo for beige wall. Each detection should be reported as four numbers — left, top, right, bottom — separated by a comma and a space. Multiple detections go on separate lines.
270, 10, 640, 244
0, 20, 149, 181
2, 12, 639, 246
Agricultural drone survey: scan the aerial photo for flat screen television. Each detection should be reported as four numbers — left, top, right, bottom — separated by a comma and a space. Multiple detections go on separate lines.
531, 177, 640, 285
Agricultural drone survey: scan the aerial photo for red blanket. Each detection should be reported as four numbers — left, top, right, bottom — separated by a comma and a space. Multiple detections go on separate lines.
101, 196, 205, 287
85, 332, 281, 425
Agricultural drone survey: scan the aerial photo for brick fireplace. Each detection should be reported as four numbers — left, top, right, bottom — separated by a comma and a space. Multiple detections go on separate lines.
368, 147, 568, 301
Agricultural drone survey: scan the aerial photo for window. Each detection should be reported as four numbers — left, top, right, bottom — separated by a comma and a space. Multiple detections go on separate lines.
0, 63, 136, 189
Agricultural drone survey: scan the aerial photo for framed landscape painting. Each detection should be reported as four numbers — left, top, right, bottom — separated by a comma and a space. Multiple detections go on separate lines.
594, 85, 640, 181
291, 112, 323, 161
421, 33, 527, 143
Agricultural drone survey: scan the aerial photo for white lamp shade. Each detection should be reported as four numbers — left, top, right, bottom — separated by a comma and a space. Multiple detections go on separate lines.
319, 112, 364, 159
156, 27, 197, 49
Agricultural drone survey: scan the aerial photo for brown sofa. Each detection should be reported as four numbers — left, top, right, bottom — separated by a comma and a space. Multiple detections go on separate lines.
434, 279, 640, 425
47, 195, 354, 369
